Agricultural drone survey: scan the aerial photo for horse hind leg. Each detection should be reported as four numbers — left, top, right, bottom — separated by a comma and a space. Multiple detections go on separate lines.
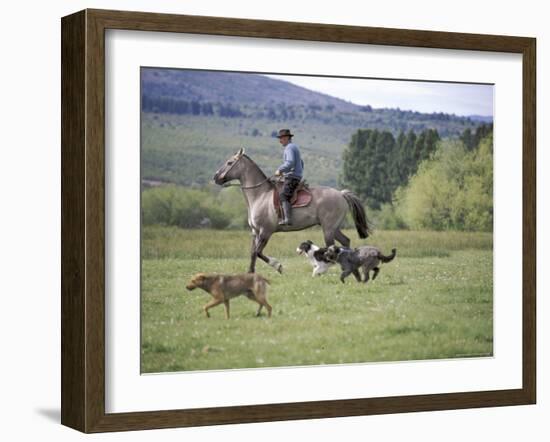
323, 227, 349, 248
322, 226, 337, 247
321, 208, 348, 247
335, 229, 351, 248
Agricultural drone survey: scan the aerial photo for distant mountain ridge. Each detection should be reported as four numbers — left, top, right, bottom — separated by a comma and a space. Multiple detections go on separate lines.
466, 115, 494, 123
141, 68, 492, 129
141, 68, 359, 112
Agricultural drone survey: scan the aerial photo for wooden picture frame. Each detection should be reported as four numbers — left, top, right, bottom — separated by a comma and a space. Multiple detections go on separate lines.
61, 8, 536, 433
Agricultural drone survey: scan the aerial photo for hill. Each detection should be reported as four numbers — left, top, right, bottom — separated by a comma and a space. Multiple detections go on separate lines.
141, 68, 358, 112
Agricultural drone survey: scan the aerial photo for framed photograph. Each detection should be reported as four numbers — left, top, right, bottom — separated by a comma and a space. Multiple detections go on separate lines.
61, 9, 536, 433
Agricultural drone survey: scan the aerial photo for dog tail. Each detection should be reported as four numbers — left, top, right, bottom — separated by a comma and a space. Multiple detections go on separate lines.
378, 248, 397, 263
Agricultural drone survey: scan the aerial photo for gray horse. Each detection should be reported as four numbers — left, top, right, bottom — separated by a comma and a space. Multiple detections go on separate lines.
213, 148, 370, 273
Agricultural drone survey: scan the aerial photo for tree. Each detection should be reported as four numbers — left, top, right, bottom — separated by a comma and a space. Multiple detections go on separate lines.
402, 130, 417, 180
191, 101, 201, 115
201, 102, 213, 115
341, 128, 441, 210
341, 129, 370, 199
340, 129, 397, 209
460, 128, 474, 151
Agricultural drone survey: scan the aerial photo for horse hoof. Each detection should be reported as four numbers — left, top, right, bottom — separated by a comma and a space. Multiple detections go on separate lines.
277, 264, 283, 274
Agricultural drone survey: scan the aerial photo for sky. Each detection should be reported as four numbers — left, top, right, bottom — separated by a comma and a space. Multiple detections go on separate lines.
266, 74, 493, 117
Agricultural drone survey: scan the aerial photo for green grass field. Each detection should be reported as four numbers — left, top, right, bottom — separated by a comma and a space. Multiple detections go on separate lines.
141, 226, 493, 373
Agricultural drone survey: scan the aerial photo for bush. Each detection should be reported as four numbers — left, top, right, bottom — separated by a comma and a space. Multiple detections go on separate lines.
395, 135, 493, 231
141, 185, 232, 229
373, 203, 408, 230
215, 186, 249, 229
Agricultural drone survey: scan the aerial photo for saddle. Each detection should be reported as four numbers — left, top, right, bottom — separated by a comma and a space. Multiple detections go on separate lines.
272, 179, 313, 217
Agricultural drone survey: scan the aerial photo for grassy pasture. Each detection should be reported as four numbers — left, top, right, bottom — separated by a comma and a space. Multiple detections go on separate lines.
141, 226, 493, 373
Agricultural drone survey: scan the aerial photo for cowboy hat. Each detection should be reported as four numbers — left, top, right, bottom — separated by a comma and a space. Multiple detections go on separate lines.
276, 129, 294, 138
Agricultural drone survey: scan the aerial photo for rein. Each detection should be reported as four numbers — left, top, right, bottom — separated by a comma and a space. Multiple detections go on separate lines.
223, 175, 277, 189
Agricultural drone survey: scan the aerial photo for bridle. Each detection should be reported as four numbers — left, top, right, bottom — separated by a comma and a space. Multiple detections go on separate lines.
216, 153, 241, 180
222, 175, 276, 190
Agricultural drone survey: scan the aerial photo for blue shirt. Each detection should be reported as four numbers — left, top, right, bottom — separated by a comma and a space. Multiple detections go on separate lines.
277, 142, 304, 178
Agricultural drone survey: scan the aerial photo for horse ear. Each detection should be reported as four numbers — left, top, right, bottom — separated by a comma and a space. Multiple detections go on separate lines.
236, 147, 245, 157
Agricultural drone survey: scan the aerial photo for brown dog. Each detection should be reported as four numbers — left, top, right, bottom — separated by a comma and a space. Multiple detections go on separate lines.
186, 273, 272, 319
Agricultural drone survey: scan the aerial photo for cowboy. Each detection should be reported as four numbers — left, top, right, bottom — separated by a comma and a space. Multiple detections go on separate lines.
275, 129, 304, 225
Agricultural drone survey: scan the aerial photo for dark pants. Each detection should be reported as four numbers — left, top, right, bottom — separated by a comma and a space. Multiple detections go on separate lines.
279, 176, 301, 202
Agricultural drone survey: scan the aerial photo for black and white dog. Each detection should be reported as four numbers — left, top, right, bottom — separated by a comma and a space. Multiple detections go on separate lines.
296, 240, 335, 277
324, 245, 397, 283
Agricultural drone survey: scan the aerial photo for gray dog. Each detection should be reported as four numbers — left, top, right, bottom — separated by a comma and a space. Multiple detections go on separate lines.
324, 245, 397, 283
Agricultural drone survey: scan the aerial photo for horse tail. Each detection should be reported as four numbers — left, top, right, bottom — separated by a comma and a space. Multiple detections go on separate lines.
341, 190, 371, 239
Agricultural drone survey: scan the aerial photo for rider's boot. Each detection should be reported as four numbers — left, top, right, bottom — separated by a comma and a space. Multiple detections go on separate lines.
279, 201, 292, 226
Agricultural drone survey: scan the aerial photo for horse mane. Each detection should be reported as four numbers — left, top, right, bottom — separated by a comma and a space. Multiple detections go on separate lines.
241, 153, 268, 180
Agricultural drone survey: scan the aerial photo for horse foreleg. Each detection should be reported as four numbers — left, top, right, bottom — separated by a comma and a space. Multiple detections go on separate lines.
259, 252, 283, 273
256, 235, 283, 274
249, 235, 258, 273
